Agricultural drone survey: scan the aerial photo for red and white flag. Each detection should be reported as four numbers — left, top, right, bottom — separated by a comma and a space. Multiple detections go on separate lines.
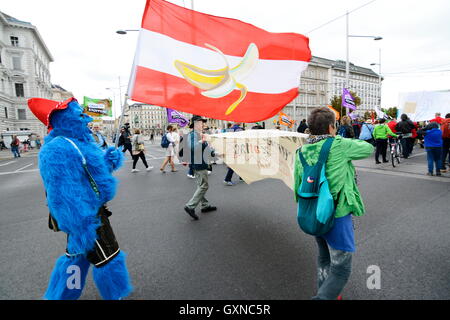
128, 0, 311, 123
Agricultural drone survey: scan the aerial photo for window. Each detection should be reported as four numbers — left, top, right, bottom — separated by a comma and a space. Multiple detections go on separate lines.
18, 109, 26, 120
15, 83, 24, 97
4, 107, 7, 118
10, 36, 19, 47
12, 56, 22, 70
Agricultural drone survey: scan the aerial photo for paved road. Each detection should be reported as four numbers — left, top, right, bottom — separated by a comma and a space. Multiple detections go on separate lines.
0, 141, 449, 300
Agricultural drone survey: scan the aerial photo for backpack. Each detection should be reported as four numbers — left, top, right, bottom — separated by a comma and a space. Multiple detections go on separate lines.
442, 120, 450, 138
161, 133, 170, 148
337, 125, 347, 138
296, 138, 336, 236
10, 138, 19, 147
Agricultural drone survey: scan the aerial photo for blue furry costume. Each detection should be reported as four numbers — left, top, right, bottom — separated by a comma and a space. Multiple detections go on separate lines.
32, 98, 132, 300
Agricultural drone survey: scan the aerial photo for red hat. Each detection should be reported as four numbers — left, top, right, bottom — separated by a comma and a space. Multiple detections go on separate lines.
28, 97, 77, 130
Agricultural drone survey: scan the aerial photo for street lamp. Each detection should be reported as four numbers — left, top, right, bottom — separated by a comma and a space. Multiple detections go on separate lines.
370, 48, 382, 109
346, 33, 383, 88
106, 83, 127, 118
345, 11, 382, 115
116, 29, 139, 35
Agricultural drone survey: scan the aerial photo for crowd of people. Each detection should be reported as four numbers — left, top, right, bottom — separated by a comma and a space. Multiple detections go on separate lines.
11, 102, 448, 301
326, 112, 450, 176
1, 133, 43, 158
108, 110, 450, 191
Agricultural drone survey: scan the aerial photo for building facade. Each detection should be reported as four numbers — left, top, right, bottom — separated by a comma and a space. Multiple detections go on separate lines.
0, 11, 53, 137
276, 56, 381, 129
125, 103, 196, 134
51, 84, 73, 102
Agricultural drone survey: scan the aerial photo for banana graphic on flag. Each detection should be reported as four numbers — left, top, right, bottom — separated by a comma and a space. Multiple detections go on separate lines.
174, 43, 259, 115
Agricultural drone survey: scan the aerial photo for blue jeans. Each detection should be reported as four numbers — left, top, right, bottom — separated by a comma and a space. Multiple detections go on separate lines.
426, 147, 442, 174
11, 146, 20, 158
442, 138, 450, 169
224, 167, 234, 182
312, 237, 353, 300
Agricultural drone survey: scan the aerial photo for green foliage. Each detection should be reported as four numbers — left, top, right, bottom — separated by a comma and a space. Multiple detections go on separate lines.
329, 90, 362, 119
386, 107, 398, 118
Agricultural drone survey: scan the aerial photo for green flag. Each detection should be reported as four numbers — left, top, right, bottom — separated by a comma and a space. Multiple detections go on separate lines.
83, 97, 113, 117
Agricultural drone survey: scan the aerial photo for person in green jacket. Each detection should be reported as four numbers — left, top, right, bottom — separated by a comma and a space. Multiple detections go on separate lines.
294, 107, 374, 300
373, 118, 398, 164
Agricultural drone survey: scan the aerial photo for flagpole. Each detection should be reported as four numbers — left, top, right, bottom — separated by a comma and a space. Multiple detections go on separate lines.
114, 94, 129, 148
293, 98, 297, 132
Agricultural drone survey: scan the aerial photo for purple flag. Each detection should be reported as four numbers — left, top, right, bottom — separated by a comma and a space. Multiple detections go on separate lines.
342, 88, 356, 111
348, 112, 358, 120
167, 108, 189, 127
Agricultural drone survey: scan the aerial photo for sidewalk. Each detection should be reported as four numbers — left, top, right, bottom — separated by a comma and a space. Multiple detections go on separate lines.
354, 148, 450, 182
0, 136, 162, 160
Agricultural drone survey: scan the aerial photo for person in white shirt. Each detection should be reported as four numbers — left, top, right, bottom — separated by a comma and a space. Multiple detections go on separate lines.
171, 126, 181, 163
160, 125, 177, 173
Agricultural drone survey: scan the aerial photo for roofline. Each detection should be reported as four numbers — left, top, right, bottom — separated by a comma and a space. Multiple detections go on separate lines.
0, 12, 9, 25
310, 55, 379, 77
32, 27, 54, 62
0, 11, 54, 62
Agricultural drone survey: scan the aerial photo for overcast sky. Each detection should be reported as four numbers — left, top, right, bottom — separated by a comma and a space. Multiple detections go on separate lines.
3, 0, 450, 117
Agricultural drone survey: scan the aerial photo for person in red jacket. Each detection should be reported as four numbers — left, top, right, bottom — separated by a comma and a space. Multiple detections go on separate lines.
440, 113, 450, 172
387, 119, 397, 133
430, 112, 444, 124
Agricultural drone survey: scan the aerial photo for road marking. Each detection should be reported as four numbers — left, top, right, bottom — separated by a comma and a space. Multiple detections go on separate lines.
15, 163, 34, 172
0, 161, 16, 167
356, 166, 450, 182
0, 169, 39, 176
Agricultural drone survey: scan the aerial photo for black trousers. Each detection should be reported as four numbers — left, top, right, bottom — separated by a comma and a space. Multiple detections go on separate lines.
442, 138, 450, 168
375, 139, 388, 162
400, 137, 414, 158
122, 143, 133, 157
132, 151, 148, 169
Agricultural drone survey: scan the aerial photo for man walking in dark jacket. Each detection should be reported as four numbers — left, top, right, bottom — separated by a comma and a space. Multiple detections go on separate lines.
183, 115, 217, 220
297, 119, 308, 133
396, 114, 415, 158
118, 123, 133, 157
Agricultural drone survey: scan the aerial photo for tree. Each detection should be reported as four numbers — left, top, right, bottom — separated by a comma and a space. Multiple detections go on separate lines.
329, 90, 362, 119
381, 107, 398, 119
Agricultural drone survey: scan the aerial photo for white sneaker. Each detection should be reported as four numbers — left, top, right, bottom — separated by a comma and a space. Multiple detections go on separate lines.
187, 174, 195, 179
146, 166, 154, 171
132, 169, 140, 173
223, 180, 234, 186
207, 171, 212, 175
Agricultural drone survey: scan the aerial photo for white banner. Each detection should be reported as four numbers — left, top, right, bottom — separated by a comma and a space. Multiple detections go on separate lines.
398, 90, 450, 121
209, 130, 308, 190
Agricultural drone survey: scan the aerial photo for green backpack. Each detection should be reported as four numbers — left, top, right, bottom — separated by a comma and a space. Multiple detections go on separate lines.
296, 138, 336, 236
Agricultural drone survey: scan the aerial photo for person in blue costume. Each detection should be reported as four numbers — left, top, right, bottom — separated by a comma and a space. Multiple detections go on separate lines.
28, 97, 132, 300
